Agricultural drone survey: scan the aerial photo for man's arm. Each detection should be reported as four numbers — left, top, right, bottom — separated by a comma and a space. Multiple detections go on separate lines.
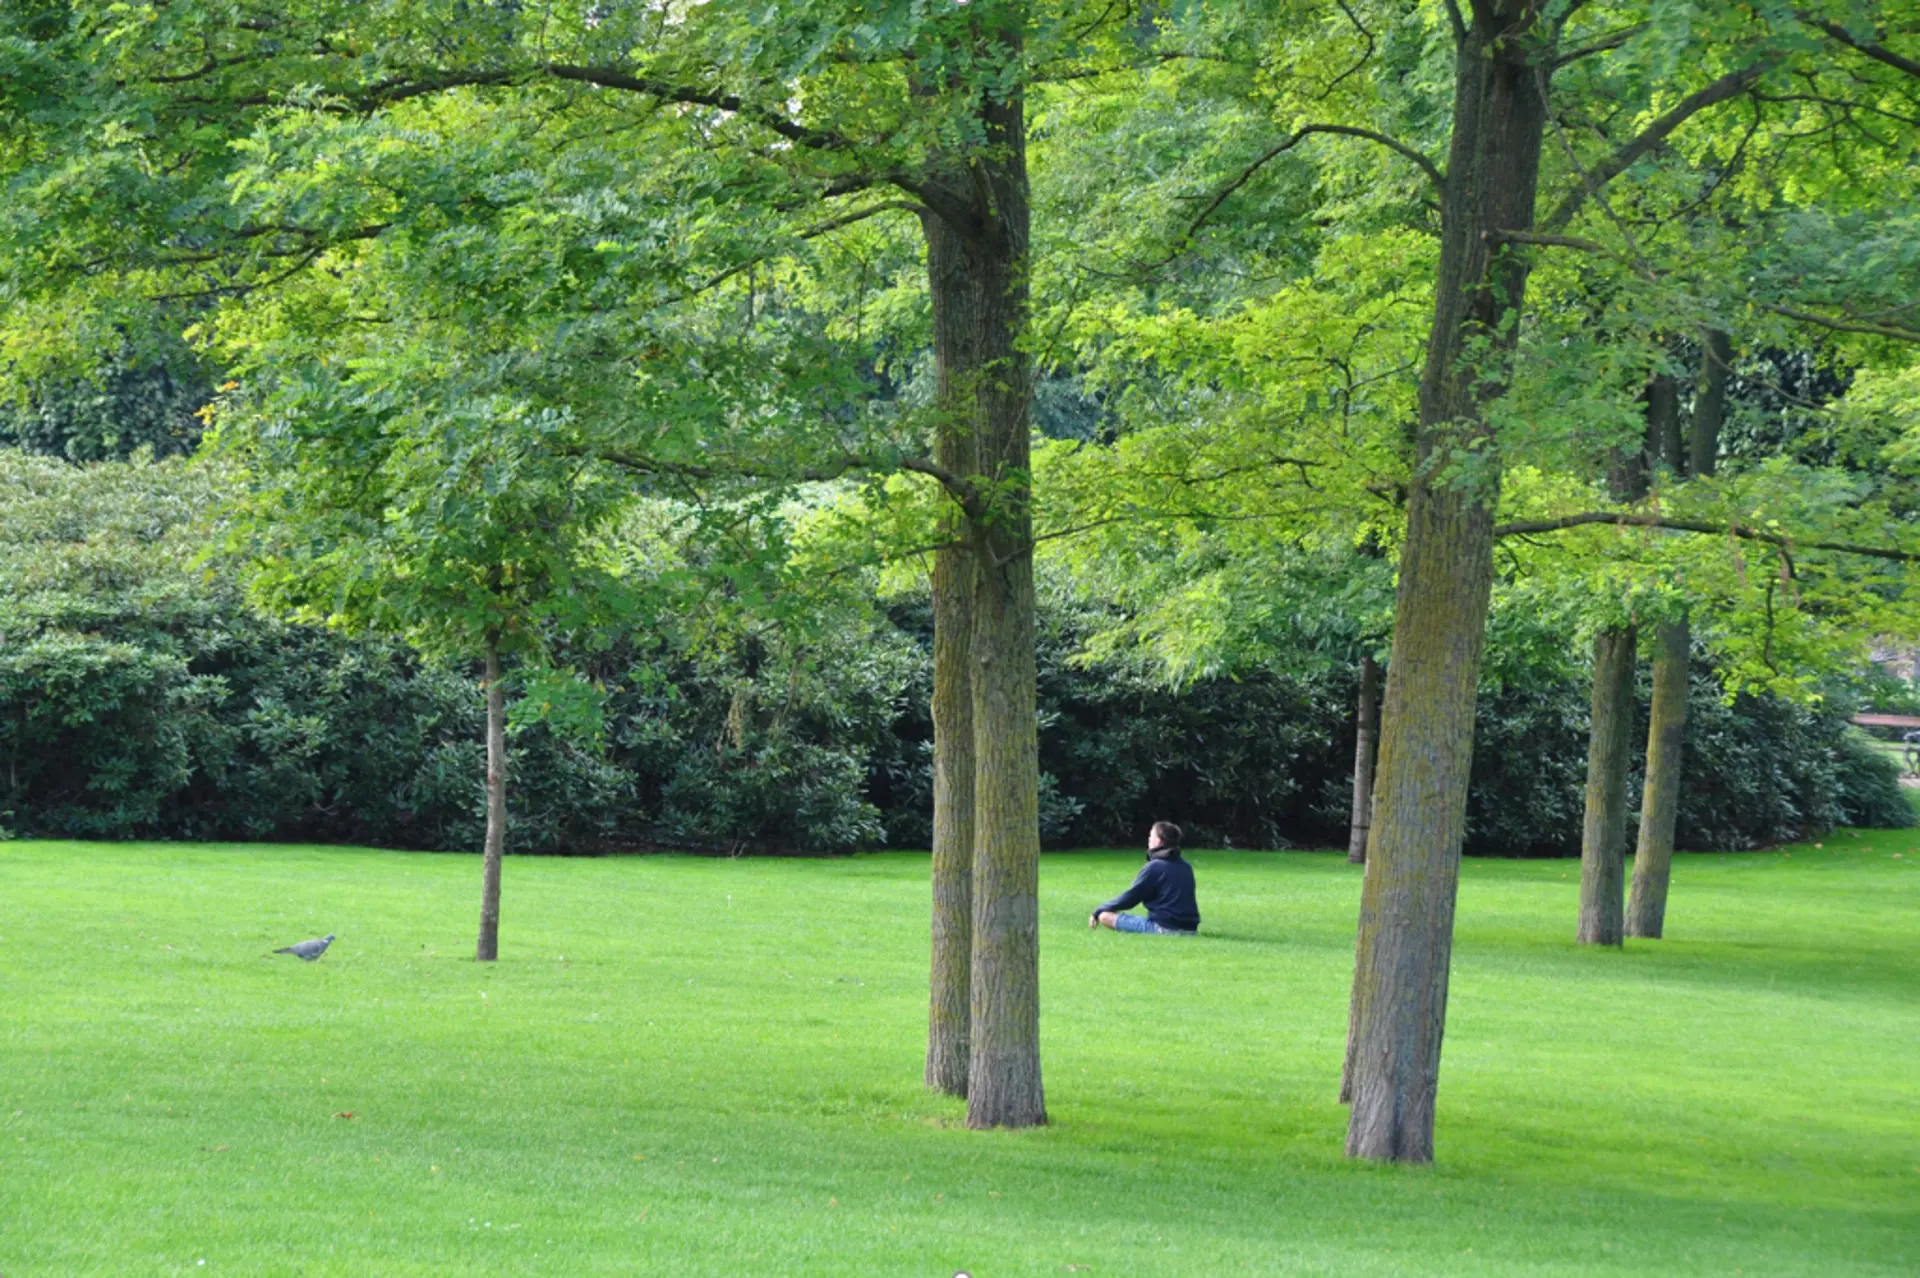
1093, 864, 1158, 918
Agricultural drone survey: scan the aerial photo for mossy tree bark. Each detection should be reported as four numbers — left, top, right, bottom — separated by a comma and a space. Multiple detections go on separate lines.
1578, 626, 1637, 946
1627, 620, 1690, 938
1348, 653, 1380, 865
911, 48, 1045, 1129
1344, 2, 1551, 1164
475, 636, 507, 963
923, 206, 980, 1098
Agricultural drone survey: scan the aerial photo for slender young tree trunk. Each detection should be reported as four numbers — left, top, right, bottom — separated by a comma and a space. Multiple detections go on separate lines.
1340, 653, 1382, 1100
476, 637, 507, 963
1627, 620, 1689, 938
1348, 654, 1380, 864
923, 208, 980, 1097
1577, 626, 1636, 946
1576, 369, 1664, 945
1623, 333, 1719, 938
1690, 329, 1731, 478
1344, 4, 1550, 1164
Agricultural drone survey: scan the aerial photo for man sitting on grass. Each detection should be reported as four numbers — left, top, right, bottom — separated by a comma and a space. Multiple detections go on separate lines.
1089, 820, 1200, 935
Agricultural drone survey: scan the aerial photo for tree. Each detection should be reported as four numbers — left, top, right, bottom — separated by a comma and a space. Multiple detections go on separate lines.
211, 364, 629, 961
1340, 0, 1803, 1161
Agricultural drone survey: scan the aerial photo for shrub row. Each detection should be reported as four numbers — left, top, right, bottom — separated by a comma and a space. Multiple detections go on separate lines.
2, 451, 1905, 853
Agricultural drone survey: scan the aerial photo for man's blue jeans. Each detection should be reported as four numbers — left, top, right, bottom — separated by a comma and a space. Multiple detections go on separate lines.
1112, 913, 1195, 936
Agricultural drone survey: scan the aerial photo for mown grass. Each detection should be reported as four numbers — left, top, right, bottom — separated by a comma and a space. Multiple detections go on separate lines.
3, 833, 1917, 1276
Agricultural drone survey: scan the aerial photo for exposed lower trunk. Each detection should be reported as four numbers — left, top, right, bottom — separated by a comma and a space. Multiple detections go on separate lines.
1347, 653, 1380, 864
923, 206, 980, 1097
926, 542, 975, 1093
1578, 626, 1637, 947
966, 523, 1045, 1128
475, 637, 507, 963
1344, 6, 1549, 1165
1690, 330, 1731, 478
1627, 620, 1689, 938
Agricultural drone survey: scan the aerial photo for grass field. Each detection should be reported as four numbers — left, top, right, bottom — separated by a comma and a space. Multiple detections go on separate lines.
3, 835, 1917, 1277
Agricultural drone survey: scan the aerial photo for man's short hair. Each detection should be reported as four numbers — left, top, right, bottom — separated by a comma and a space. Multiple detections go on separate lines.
1150, 820, 1182, 847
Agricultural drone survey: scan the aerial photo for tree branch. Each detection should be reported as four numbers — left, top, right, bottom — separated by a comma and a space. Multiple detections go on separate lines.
1552, 22, 1648, 67
1761, 301, 1920, 343
581, 446, 985, 517
1492, 511, 1920, 562
797, 200, 930, 239
1799, 13, 1920, 80
544, 65, 859, 152
1539, 60, 1773, 233
1138, 123, 1443, 274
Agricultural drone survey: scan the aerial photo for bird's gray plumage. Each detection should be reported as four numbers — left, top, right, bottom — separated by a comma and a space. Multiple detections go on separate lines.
274, 934, 335, 961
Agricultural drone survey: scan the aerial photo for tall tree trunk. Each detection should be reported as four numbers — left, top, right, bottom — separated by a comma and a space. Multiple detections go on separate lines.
1690, 329, 1731, 478
1576, 368, 1663, 945
1577, 626, 1636, 947
923, 208, 979, 1098
1347, 653, 1380, 864
475, 636, 507, 963
1648, 368, 1683, 475
1344, 4, 1550, 1165
1627, 620, 1689, 938
913, 55, 1045, 1129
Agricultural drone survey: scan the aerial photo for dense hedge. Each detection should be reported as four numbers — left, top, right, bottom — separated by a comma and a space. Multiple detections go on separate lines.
1, 450, 1906, 853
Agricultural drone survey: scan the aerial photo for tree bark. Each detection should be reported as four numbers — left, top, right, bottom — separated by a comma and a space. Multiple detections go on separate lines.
1577, 626, 1636, 947
911, 49, 1045, 1129
475, 636, 507, 963
1690, 329, 1731, 478
1347, 653, 1379, 864
1627, 620, 1689, 938
1344, 3, 1550, 1165
923, 207, 979, 1098
1648, 369, 1683, 476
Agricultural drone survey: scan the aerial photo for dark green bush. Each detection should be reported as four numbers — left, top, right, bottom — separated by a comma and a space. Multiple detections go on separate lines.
2, 450, 1907, 856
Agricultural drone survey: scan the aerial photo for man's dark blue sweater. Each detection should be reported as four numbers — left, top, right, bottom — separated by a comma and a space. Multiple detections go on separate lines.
1094, 848, 1200, 932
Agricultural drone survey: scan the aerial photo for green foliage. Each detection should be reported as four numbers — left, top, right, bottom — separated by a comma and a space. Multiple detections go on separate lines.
0, 449, 628, 849
0, 337, 210, 461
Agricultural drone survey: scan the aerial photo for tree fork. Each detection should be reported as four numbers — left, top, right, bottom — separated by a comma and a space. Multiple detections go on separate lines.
1627, 620, 1689, 938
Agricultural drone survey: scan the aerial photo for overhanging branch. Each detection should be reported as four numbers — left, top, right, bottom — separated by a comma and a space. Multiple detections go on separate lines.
1138, 123, 1443, 275
1761, 302, 1920, 343
1800, 13, 1920, 80
1492, 511, 1920, 562
580, 446, 985, 518
1539, 60, 1772, 233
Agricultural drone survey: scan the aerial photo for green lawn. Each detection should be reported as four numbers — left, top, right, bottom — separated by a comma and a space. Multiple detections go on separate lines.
3, 836, 1917, 1276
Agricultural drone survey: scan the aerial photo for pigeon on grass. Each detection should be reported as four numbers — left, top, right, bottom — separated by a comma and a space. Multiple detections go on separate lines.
274, 934, 336, 961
